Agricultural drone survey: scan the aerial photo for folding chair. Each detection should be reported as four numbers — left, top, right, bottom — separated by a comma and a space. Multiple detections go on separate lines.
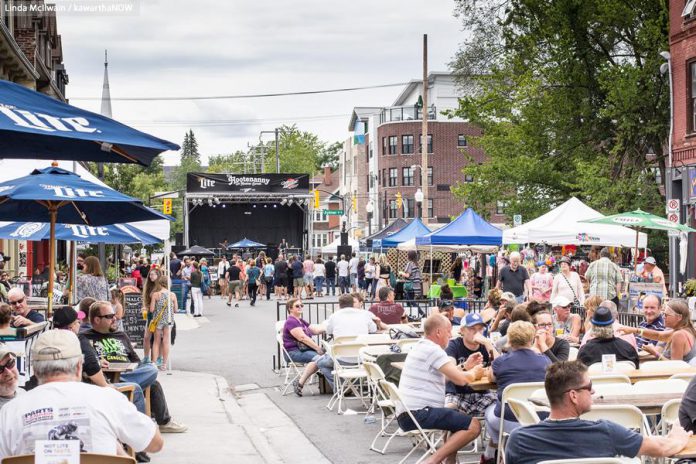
275, 320, 309, 396
333, 335, 358, 344
3, 454, 136, 464
588, 374, 631, 385
326, 342, 369, 414
580, 404, 651, 437
587, 361, 636, 374
539, 459, 641, 464
379, 380, 445, 464
507, 398, 541, 425
660, 398, 681, 436
396, 338, 419, 352
363, 362, 399, 454
497, 382, 545, 464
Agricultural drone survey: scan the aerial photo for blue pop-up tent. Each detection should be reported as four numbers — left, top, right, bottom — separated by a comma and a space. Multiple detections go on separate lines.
228, 238, 265, 249
416, 208, 502, 246
381, 218, 431, 248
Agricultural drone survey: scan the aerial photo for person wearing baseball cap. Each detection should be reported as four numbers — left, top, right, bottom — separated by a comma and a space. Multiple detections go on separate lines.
439, 300, 462, 326
551, 295, 582, 344
640, 256, 667, 296
445, 312, 499, 419
0, 330, 163, 459
0, 343, 21, 411
577, 306, 639, 368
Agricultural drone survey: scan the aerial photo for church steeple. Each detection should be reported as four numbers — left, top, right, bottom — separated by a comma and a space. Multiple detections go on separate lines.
100, 50, 112, 118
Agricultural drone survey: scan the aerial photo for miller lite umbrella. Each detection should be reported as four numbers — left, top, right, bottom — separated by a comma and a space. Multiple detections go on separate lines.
0, 79, 179, 166
0, 222, 161, 245
0, 166, 169, 311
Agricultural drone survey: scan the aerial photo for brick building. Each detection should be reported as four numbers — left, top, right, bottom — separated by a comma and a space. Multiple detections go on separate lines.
309, 166, 343, 254
0, 0, 68, 276
343, 73, 505, 239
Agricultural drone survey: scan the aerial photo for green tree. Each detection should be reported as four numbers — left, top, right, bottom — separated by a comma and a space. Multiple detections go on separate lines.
261, 125, 324, 175
169, 129, 202, 192
450, 0, 668, 221
317, 141, 342, 169
207, 150, 256, 173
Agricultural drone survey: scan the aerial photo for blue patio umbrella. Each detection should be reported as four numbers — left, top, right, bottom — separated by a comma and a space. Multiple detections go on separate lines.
0, 79, 179, 166
0, 166, 169, 310
228, 238, 265, 249
0, 222, 161, 245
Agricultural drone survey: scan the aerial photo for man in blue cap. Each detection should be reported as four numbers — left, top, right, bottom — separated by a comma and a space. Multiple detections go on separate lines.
577, 305, 639, 368
445, 312, 499, 417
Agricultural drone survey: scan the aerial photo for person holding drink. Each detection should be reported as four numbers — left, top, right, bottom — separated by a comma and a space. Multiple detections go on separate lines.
533, 311, 570, 362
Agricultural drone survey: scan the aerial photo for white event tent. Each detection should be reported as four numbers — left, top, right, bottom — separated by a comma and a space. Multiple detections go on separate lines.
321, 236, 360, 254
502, 197, 647, 248
0, 159, 170, 240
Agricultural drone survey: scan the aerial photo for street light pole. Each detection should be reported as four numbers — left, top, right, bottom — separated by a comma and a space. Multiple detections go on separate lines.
661, 51, 676, 297
366, 200, 374, 236
415, 188, 424, 220
421, 33, 429, 224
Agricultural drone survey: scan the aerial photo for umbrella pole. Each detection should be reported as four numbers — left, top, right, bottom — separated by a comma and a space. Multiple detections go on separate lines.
48, 205, 57, 317
634, 229, 639, 273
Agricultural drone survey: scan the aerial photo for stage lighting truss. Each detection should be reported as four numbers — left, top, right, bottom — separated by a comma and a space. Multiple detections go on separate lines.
185, 193, 311, 208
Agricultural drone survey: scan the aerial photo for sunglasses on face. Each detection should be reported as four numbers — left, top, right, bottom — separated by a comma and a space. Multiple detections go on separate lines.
98, 313, 116, 320
8, 298, 24, 306
536, 323, 554, 328
565, 381, 592, 393
0, 356, 16, 374
293, 304, 304, 309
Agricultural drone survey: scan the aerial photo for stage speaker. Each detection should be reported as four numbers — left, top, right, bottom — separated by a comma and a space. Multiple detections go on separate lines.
340, 232, 348, 246
175, 233, 183, 246
336, 245, 352, 260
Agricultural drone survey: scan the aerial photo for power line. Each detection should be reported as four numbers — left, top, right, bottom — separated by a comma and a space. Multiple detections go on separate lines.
123, 113, 348, 128
70, 82, 409, 102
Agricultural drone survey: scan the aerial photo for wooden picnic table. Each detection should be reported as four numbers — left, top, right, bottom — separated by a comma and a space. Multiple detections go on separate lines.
674, 435, 696, 459
104, 362, 138, 383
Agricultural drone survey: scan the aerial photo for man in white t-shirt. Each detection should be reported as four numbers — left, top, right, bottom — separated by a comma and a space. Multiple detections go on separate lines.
348, 252, 359, 292
217, 256, 230, 299
398, 314, 484, 464
336, 255, 351, 295
0, 330, 163, 459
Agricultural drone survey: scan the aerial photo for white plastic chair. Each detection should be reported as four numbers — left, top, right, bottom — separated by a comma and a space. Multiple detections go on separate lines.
670, 372, 696, 381
587, 361, 636, 374
580, 404, 651, 437
379, 380, 445, 464
539, 458, 641, 464
660, 398, 682, 436
588, 374, 631, 385
507, 398, 541, 425
362, 362, 397, 454
326, 342, 369, 414
333, 335, 358, 344
640, 360, 690, 371
632, 379, 688, 394
497, 382, 545, 464
568, 346, 578, 361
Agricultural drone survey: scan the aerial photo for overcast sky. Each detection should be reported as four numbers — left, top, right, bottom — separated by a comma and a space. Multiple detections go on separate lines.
58, 0, 466, 165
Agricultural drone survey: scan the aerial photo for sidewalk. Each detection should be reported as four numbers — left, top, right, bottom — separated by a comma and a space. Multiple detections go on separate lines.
152, 370, 330, 464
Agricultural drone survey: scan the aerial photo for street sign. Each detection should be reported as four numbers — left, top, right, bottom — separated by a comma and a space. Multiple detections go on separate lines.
513, 214, 522, 227
667, 199, 680, 213
668, 212, 680, 223
324, 209, 344, 216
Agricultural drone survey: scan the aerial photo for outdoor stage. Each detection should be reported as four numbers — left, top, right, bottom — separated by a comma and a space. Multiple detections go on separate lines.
184, 172, 312, 254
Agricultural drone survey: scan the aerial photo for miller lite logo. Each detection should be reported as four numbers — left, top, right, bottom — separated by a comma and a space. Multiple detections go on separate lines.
10, 223, 45, 239
0, 104, 100, 133
40, 184, 105, 199
66, 225, 109, 239
199, 178, 216, 189
280, 178, 299, 190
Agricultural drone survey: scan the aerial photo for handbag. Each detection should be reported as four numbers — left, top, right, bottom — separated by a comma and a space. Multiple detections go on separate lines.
561, 273, 581, 307
297, 341, 313, 352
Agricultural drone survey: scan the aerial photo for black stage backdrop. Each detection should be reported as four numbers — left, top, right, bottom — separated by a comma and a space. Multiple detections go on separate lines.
188, 204, 304, 251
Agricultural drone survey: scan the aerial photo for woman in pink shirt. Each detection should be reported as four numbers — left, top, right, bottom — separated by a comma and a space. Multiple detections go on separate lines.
530, 264, 553, 302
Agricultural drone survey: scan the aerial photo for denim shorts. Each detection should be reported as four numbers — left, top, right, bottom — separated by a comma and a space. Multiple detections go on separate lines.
286, 349, 320, 364
303, 273, 313, 284
397, 406, 473, 433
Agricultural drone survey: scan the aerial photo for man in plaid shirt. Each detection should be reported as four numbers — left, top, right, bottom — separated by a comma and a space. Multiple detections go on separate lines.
585, 248, 624, 305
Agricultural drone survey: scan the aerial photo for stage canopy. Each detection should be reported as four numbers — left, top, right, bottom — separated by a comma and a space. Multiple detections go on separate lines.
502, 197, 648, 248
416, 208, 502, 247
381, 218, 431, 248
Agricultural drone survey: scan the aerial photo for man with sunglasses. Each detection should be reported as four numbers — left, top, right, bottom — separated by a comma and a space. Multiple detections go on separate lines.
505, 360, 691, 464
0, 344, 21, 410
7, 288, 44, 328
81, 301, 187, 434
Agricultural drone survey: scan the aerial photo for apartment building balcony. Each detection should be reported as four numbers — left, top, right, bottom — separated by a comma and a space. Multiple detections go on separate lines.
379, 104, 437, 124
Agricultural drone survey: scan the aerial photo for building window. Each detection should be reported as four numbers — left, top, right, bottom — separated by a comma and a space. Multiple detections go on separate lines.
419, 134, 433, 154
388, 136, 398, 155
369, 147, 373, 159
404, 199, 415, 218
389, 200, 398, 219
427, 166, 433, 186
464, 174, 474, 182
402, 135, 414, 154
389, 168, 398, 187
458, 134, 468, 147
691, 61, 696, 133
313, 208, 328, 222
428, 199, 433, 218
402, 167, 414, 186
382, 137, 387, 156
496, 201, 505, 215
312, 233, 329, 248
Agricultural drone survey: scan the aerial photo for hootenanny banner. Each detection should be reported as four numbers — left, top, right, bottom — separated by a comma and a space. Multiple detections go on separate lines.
186, 173, 309, 194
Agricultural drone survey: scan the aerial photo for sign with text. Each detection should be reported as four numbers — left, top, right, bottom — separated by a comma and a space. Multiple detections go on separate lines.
667, 198, 680, 214
690, 168, 696, 203
35, 440, 80, 464
628, 282, 664, 311
513, 214, 522, 226
122, 287, 145, 349
186, 173, 309, 194
324, 209, 344, 216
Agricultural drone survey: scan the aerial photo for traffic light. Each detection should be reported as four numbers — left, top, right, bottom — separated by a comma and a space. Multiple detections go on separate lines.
162, 198, 172, 215
313, 189, 320, 208
352, 194, 357, 211
396, 192, 402, 209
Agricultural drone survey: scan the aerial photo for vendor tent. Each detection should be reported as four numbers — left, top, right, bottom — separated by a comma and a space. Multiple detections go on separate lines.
416, 208, 502, 247
364, 218, 408, 249
321, 236, 360, 254
397, 238, 498, 254
502, 197, 647, 248
381, 218, 431, 248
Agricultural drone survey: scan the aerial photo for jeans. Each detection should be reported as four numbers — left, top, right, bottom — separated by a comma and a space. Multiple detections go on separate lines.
314, 276, 325, 294
326, 277, 336, 295
114, 381, 146, 414
368, 278, 377, 299
120, 363, 171, 425
248, 284, 257, 305
338, 276, 349, 294
484, 404, 520, 445
265, 277, 273, 299
315, 353, 335, 390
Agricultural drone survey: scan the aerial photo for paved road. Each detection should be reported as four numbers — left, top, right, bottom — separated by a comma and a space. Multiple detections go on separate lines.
169, 294, 423, 464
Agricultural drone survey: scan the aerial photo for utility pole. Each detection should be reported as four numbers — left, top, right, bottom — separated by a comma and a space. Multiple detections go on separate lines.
421, 34, 428, 224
